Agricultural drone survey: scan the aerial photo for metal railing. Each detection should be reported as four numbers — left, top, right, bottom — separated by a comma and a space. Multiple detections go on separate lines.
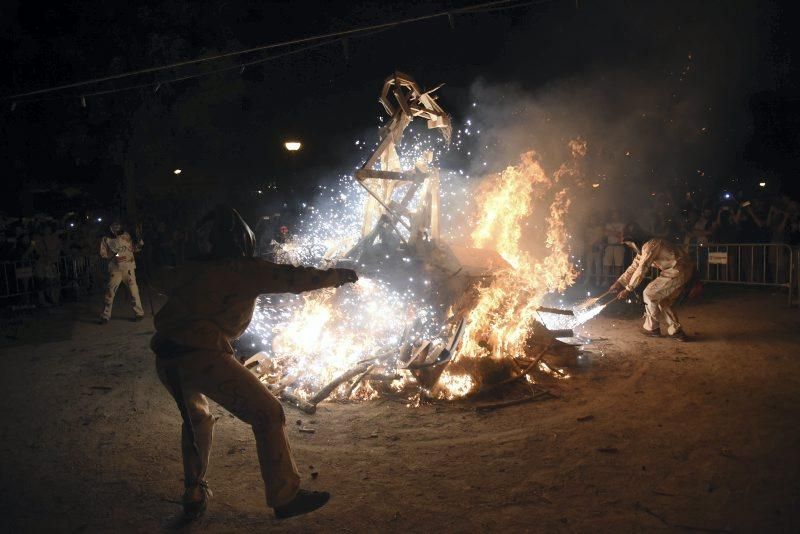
0, 255, 106, 302
582, 242, 798, 306
794, 248, 800, 307
3, 244, 799, 306
689, 243, 795, 306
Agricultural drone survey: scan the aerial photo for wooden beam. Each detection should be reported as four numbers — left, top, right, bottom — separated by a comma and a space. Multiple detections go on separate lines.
355, 169, 406, 181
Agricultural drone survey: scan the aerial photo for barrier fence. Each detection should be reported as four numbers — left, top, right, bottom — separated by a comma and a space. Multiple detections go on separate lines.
795, 247, 800, 307
0, 255, 107, 304
577, 242, 798, 307
691, 243, 795, 306
2, 243, 799, 306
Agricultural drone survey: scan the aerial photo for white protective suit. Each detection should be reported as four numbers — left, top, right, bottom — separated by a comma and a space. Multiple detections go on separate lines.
100, 231, 144, 319
617, 238, 693, 335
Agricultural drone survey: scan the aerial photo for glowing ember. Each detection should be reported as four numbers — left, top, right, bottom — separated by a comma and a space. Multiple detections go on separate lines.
437, 371, 475, 398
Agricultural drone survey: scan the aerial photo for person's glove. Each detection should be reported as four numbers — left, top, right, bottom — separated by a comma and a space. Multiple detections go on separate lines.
608, 281, 624, 294
335, 268, 358, 286
616, 288, 631, 300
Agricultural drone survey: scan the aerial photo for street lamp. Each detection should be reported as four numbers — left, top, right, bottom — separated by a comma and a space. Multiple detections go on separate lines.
284, 141, 302, 152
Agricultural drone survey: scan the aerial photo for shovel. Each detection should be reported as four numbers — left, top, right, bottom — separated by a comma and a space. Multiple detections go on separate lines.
573, 290, 617, 315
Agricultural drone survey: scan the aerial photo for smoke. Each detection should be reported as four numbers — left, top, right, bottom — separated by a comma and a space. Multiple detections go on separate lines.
457, 1, 768, 228
467, 71, 713, 228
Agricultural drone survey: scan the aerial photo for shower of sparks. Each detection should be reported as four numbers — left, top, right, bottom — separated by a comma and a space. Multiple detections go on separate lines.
538, 302, 609, 333
243, 109, 598, 401
244, 124, 459, 399
247, 278, 445, 398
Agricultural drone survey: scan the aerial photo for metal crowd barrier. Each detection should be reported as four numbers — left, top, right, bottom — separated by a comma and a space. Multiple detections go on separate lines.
4, 244, 799, 306
794, 247, 800, 307
584, 242, 797, 306
687, 243, 795, 306
0, 255, 107, 301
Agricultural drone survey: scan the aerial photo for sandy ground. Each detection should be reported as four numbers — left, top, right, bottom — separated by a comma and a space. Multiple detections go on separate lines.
1, 286, 800, 533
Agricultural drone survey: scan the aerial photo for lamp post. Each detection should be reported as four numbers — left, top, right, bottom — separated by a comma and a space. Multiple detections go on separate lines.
284, 141, 302, 152
283, 140, 302, 187
277, 140, 303, 229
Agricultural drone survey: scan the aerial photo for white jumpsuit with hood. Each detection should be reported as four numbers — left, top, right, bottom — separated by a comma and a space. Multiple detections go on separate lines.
617, 238, 693, 335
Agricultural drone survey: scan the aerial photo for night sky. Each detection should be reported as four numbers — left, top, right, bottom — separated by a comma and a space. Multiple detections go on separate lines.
1, 0, 798, 217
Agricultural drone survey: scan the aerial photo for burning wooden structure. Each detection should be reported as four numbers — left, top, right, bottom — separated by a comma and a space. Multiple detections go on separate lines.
247, 72, 582, 411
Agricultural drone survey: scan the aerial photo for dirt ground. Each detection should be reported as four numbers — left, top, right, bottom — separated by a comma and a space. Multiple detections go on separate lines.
1, 286, 799, 533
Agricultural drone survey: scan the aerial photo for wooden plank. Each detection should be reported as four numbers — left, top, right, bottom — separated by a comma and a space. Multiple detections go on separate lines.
398, 182, 421, 208
355, 169, 405, 181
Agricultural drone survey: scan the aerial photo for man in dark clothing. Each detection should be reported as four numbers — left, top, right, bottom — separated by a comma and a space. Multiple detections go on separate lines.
150, 206, 357, 521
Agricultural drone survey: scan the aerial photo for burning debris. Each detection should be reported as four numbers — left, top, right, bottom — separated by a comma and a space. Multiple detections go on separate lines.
243, 72, 597, 411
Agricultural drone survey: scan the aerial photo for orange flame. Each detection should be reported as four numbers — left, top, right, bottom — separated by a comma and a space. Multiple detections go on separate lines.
439, 149, 579, 397
257, 143, 583, 402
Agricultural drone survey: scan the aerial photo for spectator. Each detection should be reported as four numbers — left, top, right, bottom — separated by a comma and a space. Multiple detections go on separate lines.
14, 232, 36, 302
15, 231, 33, 260
603, 209, 626, 282
580, 213, 604, 287
276, 225, 291, 244
622, 218, 649, 263
690, 207, 714, 247
766, 198, 791, 282
99, 220, 145, 323
787, 200, 800, 246
254, 216, 278, 257
712, 206, 739, 243
31, 223, 62, 306
737, 200, 768, 282
767, 197, 791, 244
738, 200, 768, 243
0, 227, 15, 260
687, 207, 713, 276
710, 206, 740, 281
623, 219, 649, 247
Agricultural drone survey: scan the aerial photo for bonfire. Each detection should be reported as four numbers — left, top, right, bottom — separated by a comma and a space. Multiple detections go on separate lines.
242, 73, 594, 412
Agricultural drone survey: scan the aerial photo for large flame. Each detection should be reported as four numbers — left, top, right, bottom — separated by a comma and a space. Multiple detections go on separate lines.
246, 144, 583, 402
248, 278, 443, 399
463, 152, 576, 359
439, 151, 578, 397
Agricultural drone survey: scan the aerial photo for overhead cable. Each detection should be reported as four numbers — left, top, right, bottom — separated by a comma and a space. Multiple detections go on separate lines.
5, 0, 544, 102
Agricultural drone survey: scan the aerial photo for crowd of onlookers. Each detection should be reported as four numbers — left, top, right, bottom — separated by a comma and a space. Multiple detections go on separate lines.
2, 187, 799, 305
576, 190, 800, 287
0, 203, 298, 306
0, 213, 107, 305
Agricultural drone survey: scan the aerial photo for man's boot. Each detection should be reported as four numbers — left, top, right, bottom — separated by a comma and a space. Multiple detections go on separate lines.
183, 480, 212, 520
274, 489, 330, 519
669, 329, 688, 342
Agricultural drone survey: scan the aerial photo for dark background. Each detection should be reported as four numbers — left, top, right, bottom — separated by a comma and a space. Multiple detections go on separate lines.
1, 0, 798, 220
